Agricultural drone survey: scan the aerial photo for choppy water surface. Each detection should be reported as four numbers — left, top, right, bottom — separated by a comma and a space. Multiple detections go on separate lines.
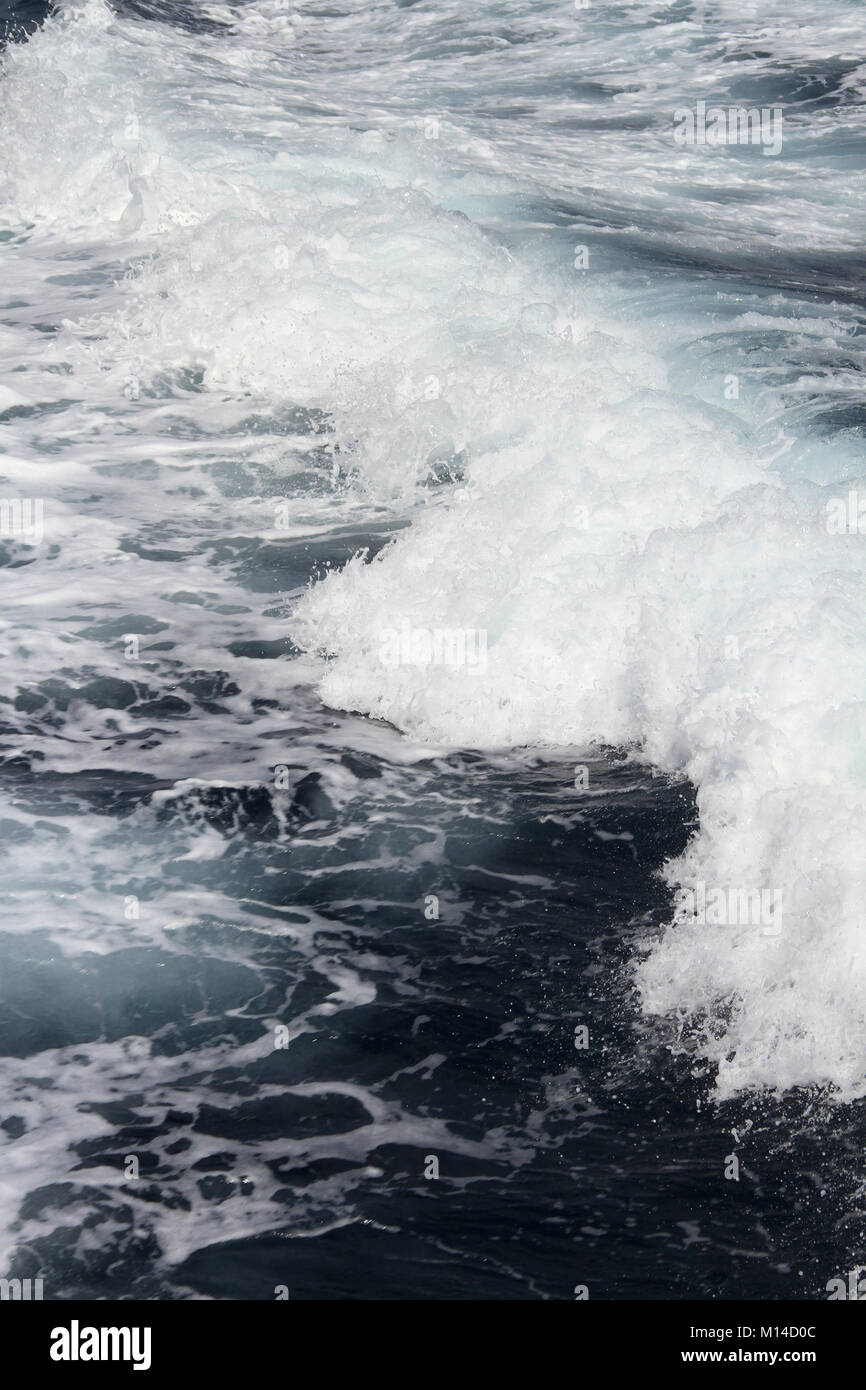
1, 0, 866, 1298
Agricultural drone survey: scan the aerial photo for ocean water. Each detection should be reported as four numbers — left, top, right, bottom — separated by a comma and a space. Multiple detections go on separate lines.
0, 0, 865, 1300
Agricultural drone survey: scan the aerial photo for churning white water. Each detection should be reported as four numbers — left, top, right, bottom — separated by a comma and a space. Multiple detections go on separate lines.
3, 0, 866, 1100
2, 0, 866, 1299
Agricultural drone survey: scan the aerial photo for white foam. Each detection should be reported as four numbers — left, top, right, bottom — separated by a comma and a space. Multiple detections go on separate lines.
3, 0, 866, 1102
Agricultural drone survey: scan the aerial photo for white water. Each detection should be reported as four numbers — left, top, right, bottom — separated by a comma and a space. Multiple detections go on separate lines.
2, 0, 866, 1106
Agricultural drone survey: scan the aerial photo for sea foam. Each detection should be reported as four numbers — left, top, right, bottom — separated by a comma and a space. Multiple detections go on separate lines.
3, 0, 866, 1099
